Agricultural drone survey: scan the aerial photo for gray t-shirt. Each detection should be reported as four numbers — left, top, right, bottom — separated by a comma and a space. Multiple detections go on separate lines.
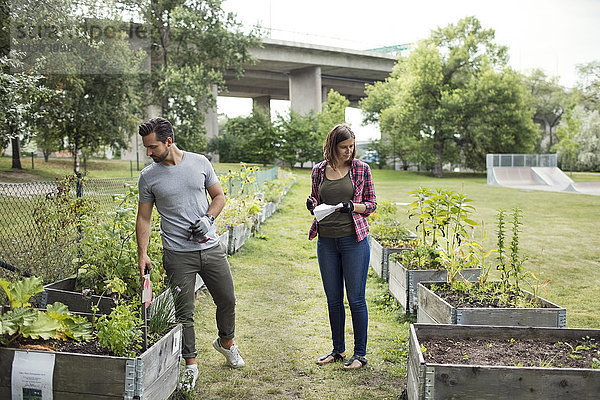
138, 151, 220, 251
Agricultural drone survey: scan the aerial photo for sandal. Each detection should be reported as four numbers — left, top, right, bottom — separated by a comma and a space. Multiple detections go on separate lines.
316, 351, 346, 365
343, 355, 367, 370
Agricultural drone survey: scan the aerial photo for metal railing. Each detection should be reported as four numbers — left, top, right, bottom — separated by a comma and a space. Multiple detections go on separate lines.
486, 154, 557, 168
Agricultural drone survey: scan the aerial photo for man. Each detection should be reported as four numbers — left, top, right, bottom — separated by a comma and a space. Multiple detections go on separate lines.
135, 117, 244, 391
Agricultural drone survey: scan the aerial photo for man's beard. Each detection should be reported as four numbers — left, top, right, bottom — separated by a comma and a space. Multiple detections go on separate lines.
152, 147, 169, 163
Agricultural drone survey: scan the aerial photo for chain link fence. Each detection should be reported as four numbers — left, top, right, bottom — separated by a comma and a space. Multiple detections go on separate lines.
0, 166, 279, 283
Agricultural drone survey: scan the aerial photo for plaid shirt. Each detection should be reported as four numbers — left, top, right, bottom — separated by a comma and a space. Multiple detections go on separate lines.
308, 159, 377, 242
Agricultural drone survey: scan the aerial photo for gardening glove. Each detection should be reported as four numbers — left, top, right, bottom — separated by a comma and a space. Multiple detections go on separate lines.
339, 201, 354, 213
187, 214, 214, 242
306, 197, 316, 215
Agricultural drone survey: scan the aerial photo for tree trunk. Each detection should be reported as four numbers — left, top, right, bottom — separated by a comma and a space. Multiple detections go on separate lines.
11, 137, 22, 169
433, 142, 444, 178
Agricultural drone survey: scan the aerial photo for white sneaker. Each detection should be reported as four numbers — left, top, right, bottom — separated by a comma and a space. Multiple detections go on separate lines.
178, 365, 198, 391
212, 338, 245, 368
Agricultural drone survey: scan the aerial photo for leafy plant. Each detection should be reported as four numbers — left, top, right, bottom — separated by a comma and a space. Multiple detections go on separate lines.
408, 187, 478, 255
76, 184, 165, 299
0, 277, 92, 346
496, 208, 528, 292
147, 284, 185, 335
20, 174, 96, 281
369, 223, 412, 248
96, 302, 142, 357
390, 243, 442, 270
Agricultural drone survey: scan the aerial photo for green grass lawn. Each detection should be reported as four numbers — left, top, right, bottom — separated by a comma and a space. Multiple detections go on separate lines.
0, 155, 266, 182
3, 157, 600, 398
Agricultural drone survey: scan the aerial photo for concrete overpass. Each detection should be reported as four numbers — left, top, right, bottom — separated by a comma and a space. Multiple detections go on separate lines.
221, 38, 397, 112
130, 38, 397, 162
202, 38, 396, 143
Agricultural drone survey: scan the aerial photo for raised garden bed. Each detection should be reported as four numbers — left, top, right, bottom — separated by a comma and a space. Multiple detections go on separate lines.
388, 260, 481, 314
407, 323, 600, 400
368, 235, 415, 281
0, 324, 182, 399
227, 223, 251, 255
417, 282, 566, 327
40, 277, 118, 316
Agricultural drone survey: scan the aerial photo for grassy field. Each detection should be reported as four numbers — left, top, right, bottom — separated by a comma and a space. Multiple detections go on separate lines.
0, 156, 264, 182
2, 157, 600, 398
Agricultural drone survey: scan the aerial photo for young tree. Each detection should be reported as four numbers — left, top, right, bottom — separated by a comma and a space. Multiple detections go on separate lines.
361, 17, 537, 177
577, 61, 600, 112
144, 0, 261, 153
315, 89, 349, 163
523, 69, 569, 152
0, 57, 51, 169
458, 67, 538, 170
364, 138, 390, 169
275, 110, 318, 169
210, 108, 279, 165
552, 105, 581, 173
573, 107, 600, 171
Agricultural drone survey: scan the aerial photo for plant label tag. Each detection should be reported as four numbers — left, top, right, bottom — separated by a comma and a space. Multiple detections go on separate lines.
142, 275, 152, 309
172, 329, 181, 355
12, 351, 55, 400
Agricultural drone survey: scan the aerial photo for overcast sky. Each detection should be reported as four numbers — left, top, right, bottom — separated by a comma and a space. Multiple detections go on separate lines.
218, 0, 600, 141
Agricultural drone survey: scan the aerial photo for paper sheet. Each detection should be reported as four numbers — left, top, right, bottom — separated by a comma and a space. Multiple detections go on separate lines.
313, 203, 342, 222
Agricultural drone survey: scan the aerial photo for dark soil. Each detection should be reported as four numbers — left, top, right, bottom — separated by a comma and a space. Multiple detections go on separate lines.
428, 282, 547, 308
421, 335, 600, 369
6, 334, 156, 357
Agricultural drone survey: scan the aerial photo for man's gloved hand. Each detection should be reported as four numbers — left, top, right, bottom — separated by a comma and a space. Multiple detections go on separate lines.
187, 214, 214, 243
339, 201, 354, 213
306, 197, 316, 215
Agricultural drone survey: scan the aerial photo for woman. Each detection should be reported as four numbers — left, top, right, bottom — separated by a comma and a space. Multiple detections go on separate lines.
306, 124, 377, 370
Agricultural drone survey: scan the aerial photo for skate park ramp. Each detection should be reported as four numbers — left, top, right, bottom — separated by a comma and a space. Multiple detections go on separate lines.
486, 154, 600, 195
564, 182, 600, 195
488, 167, 600, 195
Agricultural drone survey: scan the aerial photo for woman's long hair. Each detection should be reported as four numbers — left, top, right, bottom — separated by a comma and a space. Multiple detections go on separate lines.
323, 124, 356, 168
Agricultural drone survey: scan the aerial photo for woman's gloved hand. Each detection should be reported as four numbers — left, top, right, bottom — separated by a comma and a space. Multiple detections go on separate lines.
339, 201, 354, 213
306, 197, 317, 215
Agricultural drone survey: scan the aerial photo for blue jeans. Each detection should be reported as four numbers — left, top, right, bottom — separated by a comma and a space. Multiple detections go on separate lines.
317, 235, 370, 357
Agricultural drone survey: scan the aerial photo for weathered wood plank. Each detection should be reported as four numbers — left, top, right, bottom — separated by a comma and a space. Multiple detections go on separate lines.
42, 277, 117, 315
0, 348, 128, 397
389, 262, 482, 314
409, 324, 600, 400
139, 324, 181, 390
369, 236, 384, 279
431, 364, 600, 400
417, 284, 454, 324
0, 325, 182, 399
413, 323, 600, 342
417, 283, 566, 328
458, 307, 562, 327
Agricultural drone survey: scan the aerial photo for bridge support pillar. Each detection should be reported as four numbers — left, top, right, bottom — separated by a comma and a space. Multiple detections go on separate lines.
204, 84, 219, 162
252, 95, 271, 115
290, 66, 322, 115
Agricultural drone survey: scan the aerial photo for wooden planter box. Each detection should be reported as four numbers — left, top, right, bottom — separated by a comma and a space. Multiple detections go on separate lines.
263, 202, 277, 219
227, 223, 251, 255
0, 324, 182, 399
40, 277, 117, 315
417, 282, 567, 327
258, 205, 267, 223
407, 323, 600, 400
388, 260, 481, 314
368, 235, 415, 281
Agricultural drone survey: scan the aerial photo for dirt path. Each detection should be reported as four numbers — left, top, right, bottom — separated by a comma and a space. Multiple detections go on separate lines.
188, 174, 407, 400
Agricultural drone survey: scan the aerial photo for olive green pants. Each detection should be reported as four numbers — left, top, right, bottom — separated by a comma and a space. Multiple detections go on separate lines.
163, 240, 236, 360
